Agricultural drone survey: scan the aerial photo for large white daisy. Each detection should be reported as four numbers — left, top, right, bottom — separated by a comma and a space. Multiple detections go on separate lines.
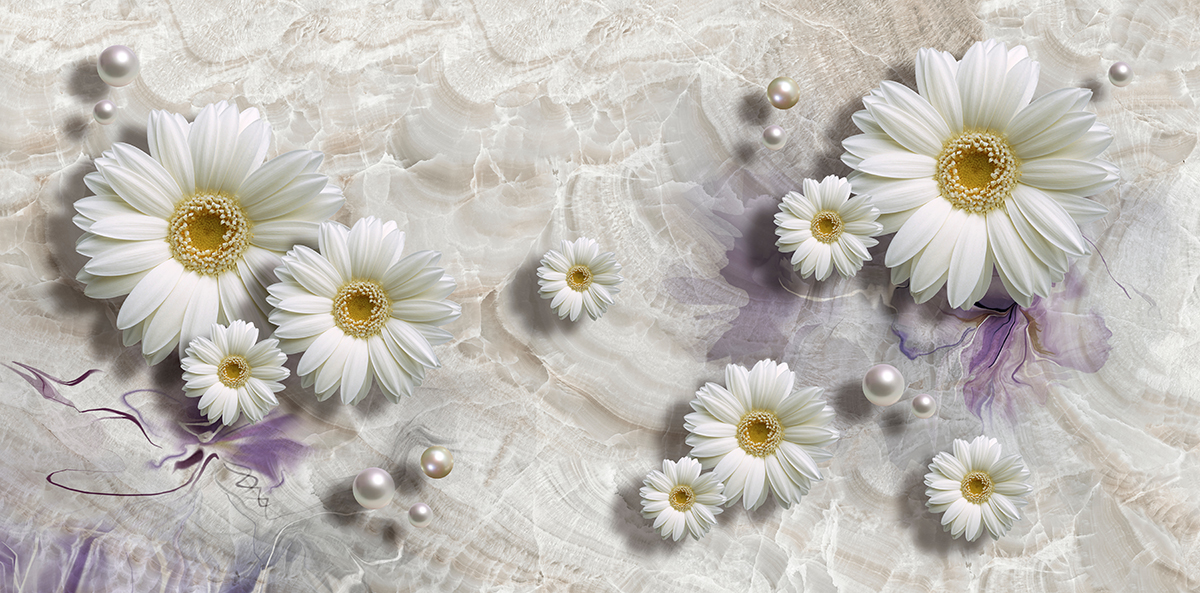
925, 435, 1032, 541
267, 217, 461, 405
841, 39, 1118, 308
180, 320, 289, 425
684, 360, 837, 510
536, 238, 622, 321
73, 101, 345, 364
775, 175, 883, 280
639, 457, 726, 541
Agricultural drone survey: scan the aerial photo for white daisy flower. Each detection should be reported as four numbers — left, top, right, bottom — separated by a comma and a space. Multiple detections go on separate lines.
684, 360, 837, 510
536, 238, 622, 321
841, 39, 1118, 308
267, 217, 461, 405
775, 175, 883, 280
925, 435, 1032, 541
180, 320, 289, 426
73, 101, 345, 364
639, 457, 726, 541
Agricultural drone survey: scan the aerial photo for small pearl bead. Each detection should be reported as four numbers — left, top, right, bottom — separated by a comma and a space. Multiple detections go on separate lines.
762, 125, 787, 151
93, 100, 117, 125
911, 393, 937, 419
98, 45, 140, 87
408, 502, 433, 527
862, 364, 905, 407
421, 446, 454, 479
767, 76, 800, 110
352, 468, 395, 510
1108, 61, 1133, 87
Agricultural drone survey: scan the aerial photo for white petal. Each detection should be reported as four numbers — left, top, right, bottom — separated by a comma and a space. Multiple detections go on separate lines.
117, 259, 185, 330
147, 111, 195, 193
100, 165, 175, 219
87, 214, 168, 241
911, 208, 966, 293
866, 91, 946, 156
915, 47, 963, 133
142, 270, 200, 358
856, 153, 937, 179
1006, 88, 1089, 147
946, 213, 989, 308
178, 275, 221, 357
885, 198, 952, 267
83, 240, 170, 276
1019, 159, 1110, 192
190, 103, 240, 193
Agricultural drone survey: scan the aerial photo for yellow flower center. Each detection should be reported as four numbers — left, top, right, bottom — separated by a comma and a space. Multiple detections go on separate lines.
333, 280, 392, 338
960, 470, 994, 504
810, 210, 844, 244
167, 193, 252, 276
668, 484, 695, 512
217, 355, 250, 388
736, 410, 783, 457
566, 265, 593, 292
935, 132, 1020, 213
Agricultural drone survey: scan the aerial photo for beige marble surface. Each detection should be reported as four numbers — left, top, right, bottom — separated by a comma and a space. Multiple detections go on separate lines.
2, 0, 1199, 591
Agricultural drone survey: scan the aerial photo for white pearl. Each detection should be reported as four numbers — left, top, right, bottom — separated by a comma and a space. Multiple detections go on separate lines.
98, 45, 140, 87
421, 446, 454, 479
408, 502, 433, 527
93, 100, 117, 125
352, 467, 395, 510
1108, 61, 1133, 87
862, 364, 905, 407
762, 125, 787, 151
767, 76, 800, 110
911, 393, 937, 419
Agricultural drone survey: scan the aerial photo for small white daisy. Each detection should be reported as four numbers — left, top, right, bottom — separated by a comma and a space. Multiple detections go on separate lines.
775, 175, 883, 280
685, 360, 837, 510
536, 238, 622, 321
73, 101, 344, 364
925, 435, 1032, 541
181, 320, 289, 425
842, 39, 1118, 308
640, 457, 726, 541
267, 217, 461, 405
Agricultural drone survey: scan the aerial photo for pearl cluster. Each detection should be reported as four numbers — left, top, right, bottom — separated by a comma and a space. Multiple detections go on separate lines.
352, 446, 454, 528
332, 281, 392, 338
810, 210, 845, 244
167, 193, 252, 276
935, 132, 1020, 213
93, 45, 140, 125
736, 410, 783, 457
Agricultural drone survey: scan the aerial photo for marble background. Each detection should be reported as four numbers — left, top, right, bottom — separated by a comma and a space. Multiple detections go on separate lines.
2, 0, 1199, 590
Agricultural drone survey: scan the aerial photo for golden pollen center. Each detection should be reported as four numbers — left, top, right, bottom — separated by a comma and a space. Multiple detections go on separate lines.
736, 410, 783, 457
935, 131, 1020, 214
669, 485, 695, 512
167, 193, 252, 276
333, 281, 391, 339
566, 265, 593, 292
810, 211, 844, 244
960, 470, 994, 504
217, 356, 250, 388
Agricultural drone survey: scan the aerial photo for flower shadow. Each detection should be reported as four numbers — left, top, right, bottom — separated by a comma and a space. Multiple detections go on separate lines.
507, 254, 580, 336
657, 396, 694, 464
896, 463, 985, 556
612, 476, 682, 556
